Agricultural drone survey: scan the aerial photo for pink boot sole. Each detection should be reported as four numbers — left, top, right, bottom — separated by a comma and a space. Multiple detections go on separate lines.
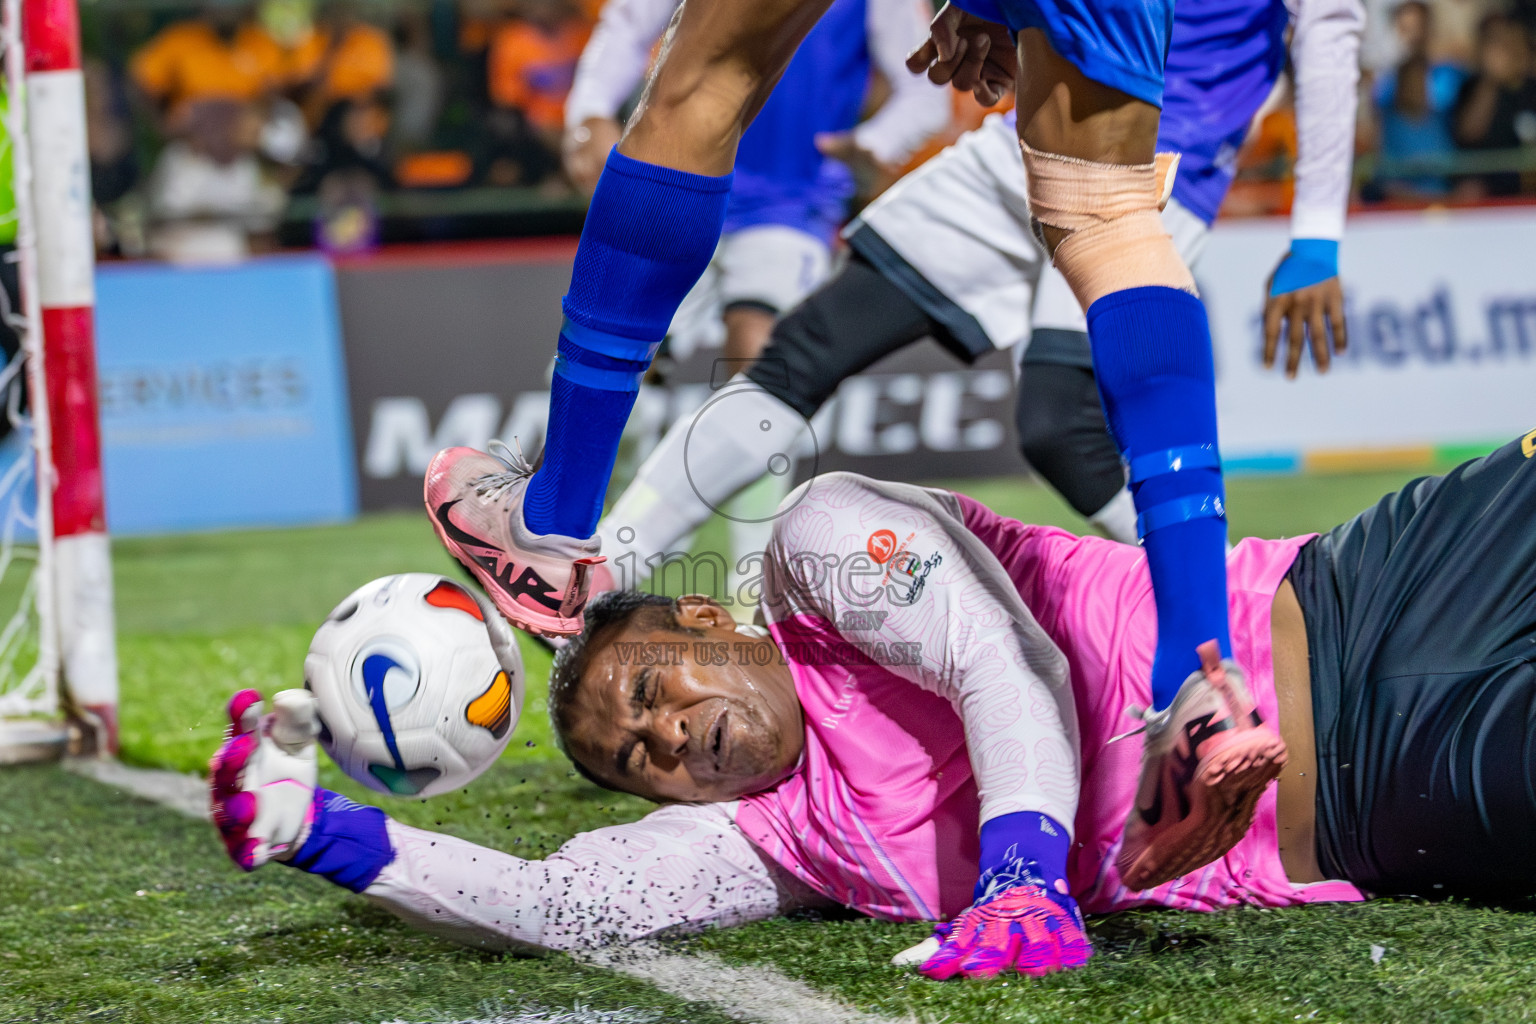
1118, 727, 1287, 891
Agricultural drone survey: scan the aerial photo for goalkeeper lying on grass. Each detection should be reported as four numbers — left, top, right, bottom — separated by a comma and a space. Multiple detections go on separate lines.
210, 431, 1536, 980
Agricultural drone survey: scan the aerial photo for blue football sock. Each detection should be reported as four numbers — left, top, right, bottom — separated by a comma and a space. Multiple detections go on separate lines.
975, 811, 1071, 902
1088, 286, 1232, 711
523, 149, 732, 539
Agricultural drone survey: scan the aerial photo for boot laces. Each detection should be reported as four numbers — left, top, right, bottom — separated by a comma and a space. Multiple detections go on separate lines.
1205, 663, 1252, 721
1108, 704, 1152, 744
1109, 660, 1251, 746
473, 439, 535, 501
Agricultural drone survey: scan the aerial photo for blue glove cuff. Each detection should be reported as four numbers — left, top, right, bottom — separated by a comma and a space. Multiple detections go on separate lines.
974, 811, 1071, 903
284, 789, 394, 893
1269, 238, 1339, 297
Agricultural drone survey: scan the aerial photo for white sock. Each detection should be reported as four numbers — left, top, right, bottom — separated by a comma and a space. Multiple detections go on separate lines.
1089, 488, 1139, 545
726, 466, 795, 607
598, 375, 809, 590
604, 383, 672, 513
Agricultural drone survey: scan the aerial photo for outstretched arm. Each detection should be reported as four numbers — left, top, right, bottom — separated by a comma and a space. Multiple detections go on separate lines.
366, 802, 823, 952
1263, 0, 1365, 376
209, 689, 823, 954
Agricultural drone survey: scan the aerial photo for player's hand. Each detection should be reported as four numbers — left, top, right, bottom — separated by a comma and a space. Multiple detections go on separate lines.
1263, 241, 1348, 379
906, 3, 1016, 107
814, 132, 901, 193
562, 117, 623, 196
209, 688, 320, 872
917, 863, 1091, 979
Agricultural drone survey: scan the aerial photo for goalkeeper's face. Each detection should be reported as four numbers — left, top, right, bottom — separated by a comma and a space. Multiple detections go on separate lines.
563, 596, 806, 803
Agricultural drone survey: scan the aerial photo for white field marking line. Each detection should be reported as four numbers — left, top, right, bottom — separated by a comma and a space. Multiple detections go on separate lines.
63, 756, 210, 819
577, 941, 914, 1024
384, 1003, 670, 1024
60, 760, 913, 1024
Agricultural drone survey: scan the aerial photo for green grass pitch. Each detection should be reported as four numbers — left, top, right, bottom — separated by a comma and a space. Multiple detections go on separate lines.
7, 466, 1536, 1023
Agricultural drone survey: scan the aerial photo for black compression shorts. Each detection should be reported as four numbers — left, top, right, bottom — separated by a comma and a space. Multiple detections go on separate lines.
1288, 430, 1536, 899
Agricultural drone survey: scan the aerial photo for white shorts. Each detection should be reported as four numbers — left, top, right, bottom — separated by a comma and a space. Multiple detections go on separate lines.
667, 224, 832, 361
847, 112, 1210, 355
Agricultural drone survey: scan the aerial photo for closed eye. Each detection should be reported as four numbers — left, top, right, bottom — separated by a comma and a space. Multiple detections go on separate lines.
629, 667, 655, 719
617, 669, 658, 778
615, 734, 648, 777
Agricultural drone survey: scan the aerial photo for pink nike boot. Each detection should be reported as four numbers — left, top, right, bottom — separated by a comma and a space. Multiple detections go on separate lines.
1116, 641, 1288, 891
425, 442, 605, 637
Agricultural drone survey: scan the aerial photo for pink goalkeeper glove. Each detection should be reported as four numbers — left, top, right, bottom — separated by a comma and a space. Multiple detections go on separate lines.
209, 688, 319, 871
919, 871, 1092, 979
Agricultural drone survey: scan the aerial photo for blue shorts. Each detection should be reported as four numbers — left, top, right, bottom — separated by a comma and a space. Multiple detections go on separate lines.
950, 0, 1170, 107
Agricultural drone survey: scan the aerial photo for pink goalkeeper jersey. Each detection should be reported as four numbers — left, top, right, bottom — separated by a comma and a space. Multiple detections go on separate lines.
738, 475, 1364, 921
362, 474, 1362, 954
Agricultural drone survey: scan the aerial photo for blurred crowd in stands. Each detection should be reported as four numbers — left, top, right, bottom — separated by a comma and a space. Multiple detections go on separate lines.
1227, 0, 1536, 213
62, 0, 1536, 263
80, 0, 601, 259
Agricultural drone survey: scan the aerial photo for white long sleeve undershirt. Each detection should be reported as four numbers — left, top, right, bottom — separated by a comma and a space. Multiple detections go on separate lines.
1287, 0, 1366, 241
563, 0, 673, 131
850, 0, 950, 166
363, 803, 828, 952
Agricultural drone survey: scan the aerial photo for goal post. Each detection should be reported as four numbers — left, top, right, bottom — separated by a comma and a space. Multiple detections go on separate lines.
0, 0, 117, 762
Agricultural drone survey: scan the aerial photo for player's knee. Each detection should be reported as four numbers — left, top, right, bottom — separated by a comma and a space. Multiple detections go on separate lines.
1016, 376, 1084, 494
1016, 363, 1127, 517
1016, 397, 1071, 478
745, 302, 836, 419
1021, 144, 1194, 308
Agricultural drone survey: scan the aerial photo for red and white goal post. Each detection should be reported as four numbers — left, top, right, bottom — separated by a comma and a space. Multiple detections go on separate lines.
0, 0, 118, 763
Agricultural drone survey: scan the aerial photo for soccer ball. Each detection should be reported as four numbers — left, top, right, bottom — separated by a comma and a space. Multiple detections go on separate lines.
304, 573, 524, 798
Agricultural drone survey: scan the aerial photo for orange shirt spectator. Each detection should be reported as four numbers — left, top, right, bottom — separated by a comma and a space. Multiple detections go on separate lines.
489, 2, 589, 134
458, 0, 504, 54
131, 18, 286, 117
289, 20, 395, 107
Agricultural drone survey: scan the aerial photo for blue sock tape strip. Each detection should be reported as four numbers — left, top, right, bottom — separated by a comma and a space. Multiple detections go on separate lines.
559, 317, 663, 363
553, 352, 645, 392
1128, 443, 1222, 484
1136, 492, 1226, 538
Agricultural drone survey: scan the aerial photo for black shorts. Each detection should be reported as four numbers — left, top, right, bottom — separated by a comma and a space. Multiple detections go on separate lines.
1288, 431, 1536, 899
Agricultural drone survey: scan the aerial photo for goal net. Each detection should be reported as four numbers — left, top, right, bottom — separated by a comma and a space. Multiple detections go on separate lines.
0, 0, 68, 763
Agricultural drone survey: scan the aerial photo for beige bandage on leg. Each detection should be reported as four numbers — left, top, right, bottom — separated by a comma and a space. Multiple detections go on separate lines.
1021, 142, 1196, 308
